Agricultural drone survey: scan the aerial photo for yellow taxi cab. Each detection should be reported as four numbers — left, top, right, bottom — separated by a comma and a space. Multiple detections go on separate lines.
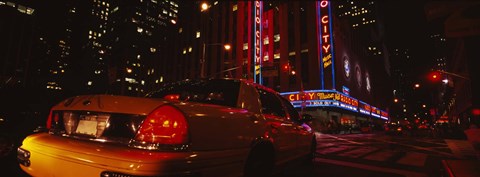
18, 78, 315, 177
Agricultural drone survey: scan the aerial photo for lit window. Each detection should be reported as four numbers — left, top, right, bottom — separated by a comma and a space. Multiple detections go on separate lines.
274, 34, 280, 42
87, 81, 92, 86
179, 28, 182, 33
150, 47, 156, 53
137, 27, 143, 33
137, 55, 141, 59
196, 31, 201, 38
183, 49, 186, 54
188, 47, 192, 52
274, 53, 280, 59
26, 8, 34, 15
233, 4, 237, 11
243, 43, 248, 50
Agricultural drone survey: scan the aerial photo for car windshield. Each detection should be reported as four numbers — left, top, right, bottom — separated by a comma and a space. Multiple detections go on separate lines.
146, 79, 240, 108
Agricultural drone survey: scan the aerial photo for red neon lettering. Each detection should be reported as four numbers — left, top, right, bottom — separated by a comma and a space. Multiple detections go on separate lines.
323, 25, 328, 33
320, 1, 328, 8
256, 1, 260, 7
289, 94, 295, 101
256, 17, 260, 24
308, 92, 315, 100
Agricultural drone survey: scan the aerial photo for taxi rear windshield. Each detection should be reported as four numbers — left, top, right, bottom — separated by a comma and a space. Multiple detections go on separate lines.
146, 79, 240, 108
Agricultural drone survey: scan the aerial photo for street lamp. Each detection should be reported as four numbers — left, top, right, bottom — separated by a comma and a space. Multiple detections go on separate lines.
201, 2, 209, 12
200, 43, 231, 78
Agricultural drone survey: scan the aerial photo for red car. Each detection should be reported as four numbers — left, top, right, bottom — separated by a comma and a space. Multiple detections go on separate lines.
18, 78, 315, 177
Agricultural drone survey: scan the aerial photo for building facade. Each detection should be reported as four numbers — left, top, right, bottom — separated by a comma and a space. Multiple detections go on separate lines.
56, 0, 178, 96
172, 0, 393, 131
425, 1, 480, 128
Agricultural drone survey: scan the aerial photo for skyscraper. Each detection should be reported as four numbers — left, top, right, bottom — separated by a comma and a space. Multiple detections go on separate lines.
172, 1, 392, 130
60, 0, 178, 96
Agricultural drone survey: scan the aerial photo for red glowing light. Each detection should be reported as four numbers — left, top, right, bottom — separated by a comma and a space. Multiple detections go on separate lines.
473, 109, 480, 116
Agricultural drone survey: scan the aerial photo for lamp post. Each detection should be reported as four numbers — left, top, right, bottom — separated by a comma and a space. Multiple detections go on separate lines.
200, 43, 231, 78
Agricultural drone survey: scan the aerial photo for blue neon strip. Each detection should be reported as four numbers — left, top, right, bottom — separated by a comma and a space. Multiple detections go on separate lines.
328, 3, 336, 90
253, 2, 257, 84
281, 89, 388, 119
259, 2, 263, 85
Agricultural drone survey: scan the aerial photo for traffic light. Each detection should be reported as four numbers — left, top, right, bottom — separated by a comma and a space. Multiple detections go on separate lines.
282, 64, 290, 72
428, 71, 441, 82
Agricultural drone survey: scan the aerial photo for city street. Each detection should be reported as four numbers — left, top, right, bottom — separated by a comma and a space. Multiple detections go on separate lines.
278, 131, 478, 177
4, 131, 478, 177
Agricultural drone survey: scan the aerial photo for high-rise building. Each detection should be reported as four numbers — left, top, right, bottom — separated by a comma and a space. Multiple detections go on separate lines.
172, 1, 392, 131
0, 1, 39, 88
425, 1, 480, 127
59, 0, 178, 96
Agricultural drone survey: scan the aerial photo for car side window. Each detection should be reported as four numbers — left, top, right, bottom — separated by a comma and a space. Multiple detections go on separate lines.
279, 97, 300, 122
257, 89, 286, 117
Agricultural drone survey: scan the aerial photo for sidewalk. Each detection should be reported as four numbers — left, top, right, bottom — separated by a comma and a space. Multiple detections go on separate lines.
445, 139, 479, 159
441, 127, 480, 177
442, 160, 480, 177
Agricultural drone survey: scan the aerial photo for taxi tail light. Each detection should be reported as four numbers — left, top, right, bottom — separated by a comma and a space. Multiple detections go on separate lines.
134, 105, 189, 145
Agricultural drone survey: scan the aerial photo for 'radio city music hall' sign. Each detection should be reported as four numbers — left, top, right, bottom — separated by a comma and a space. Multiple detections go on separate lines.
318, 0, 332, 69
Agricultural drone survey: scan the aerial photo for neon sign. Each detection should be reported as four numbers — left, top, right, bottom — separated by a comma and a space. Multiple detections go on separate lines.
282, 90, 358, 112
281, 90, 388, 120
359, 101, 371, 115
317, 0, 335, 89
253, 1, 263, 84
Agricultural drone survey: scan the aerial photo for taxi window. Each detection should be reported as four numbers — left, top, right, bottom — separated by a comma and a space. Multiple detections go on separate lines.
279, 97, 300, 122
146, 79, 240, 107
257, 88, 286, 118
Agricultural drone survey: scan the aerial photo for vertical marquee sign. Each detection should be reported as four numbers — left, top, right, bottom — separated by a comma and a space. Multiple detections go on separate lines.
251, 1, 263, 84
316, 0, 335, 90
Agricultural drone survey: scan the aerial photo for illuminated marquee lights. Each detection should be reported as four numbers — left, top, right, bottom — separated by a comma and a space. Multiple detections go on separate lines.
359, 101, 371, 115
282, 90, 359, 112
380, 111, 389, 120
281, 90, 388, 120
370, 106, 381, 118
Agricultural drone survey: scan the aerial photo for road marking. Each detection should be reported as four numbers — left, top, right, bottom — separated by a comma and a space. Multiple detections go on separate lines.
363, 150, 395, 161
338, 147, 378, 158
317, 146, 353, 155
372, 138, 461, 158
397, 152, 427, 167
445, 139, 478, 158
315, 157, 428, 177
321, 134, 364, 145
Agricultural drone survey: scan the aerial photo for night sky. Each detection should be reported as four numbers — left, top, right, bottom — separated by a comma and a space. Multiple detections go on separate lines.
14, 0, 437, 81
380, 0, 435, 78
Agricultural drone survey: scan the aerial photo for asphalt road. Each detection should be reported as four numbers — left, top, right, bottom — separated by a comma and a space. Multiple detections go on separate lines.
293, 132, 478, 177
